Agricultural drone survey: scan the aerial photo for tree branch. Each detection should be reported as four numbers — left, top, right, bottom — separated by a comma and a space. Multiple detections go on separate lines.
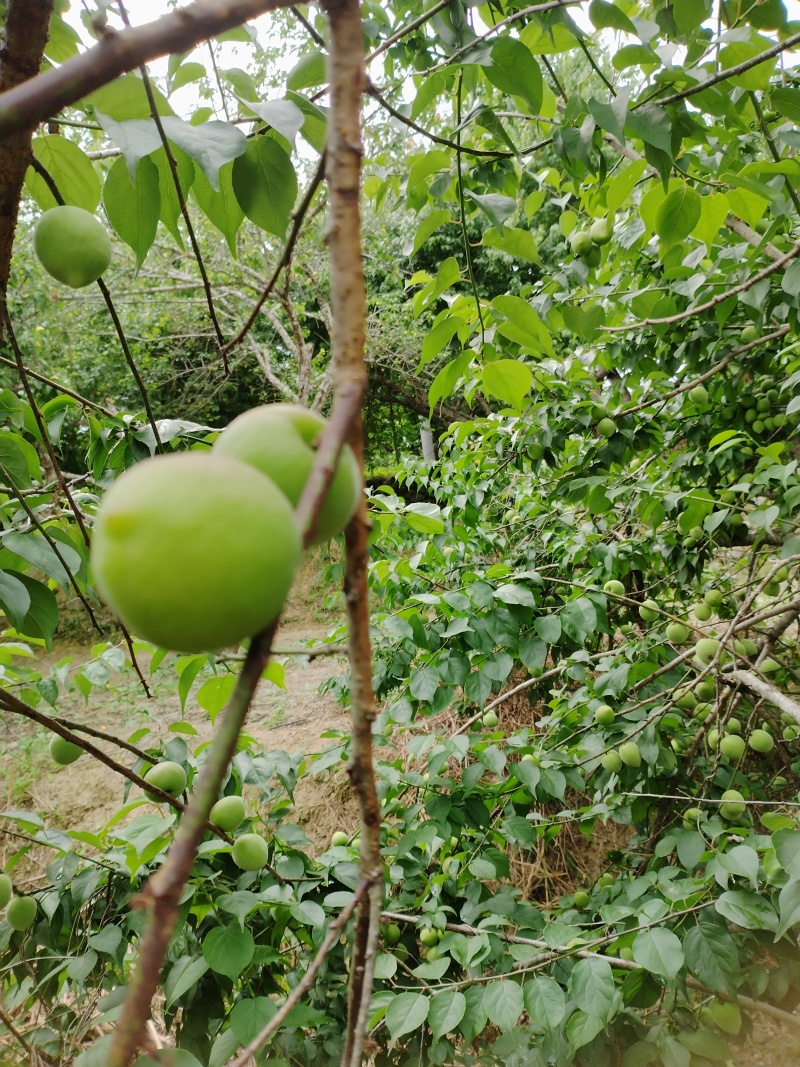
0, 0, 298, 138
727, 669, 800, 726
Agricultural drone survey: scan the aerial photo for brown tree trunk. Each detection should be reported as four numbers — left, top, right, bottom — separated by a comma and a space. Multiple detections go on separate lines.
0, 0, 54, 295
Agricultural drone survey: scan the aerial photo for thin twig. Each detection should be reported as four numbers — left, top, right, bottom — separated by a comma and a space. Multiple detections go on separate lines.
0, 0, 299, 137
227, 879, 369, 1067
604, 245, 800, 331
221, 156, 325, 357
115, 1, 228, 370
366, 0, 450, 62
0, 355, 116, 416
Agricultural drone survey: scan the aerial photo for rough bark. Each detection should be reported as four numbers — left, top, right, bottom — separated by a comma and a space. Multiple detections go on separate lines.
0, 0, 55, 294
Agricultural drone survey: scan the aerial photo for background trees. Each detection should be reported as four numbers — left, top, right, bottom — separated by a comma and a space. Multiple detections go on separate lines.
1, 0, 800, 1064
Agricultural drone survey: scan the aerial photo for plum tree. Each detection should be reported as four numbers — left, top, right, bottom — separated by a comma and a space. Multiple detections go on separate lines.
232, 833, 270, 870
213, 404, 361, 544
6, 896, 37, 932
144, 761, 187, 801
91, 453, 301, 652
209, 795, 246, 831
49, 733, 82, 765
33, 206, 112, 288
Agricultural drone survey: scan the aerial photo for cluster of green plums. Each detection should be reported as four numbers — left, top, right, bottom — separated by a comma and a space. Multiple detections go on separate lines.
717, 368, 800, 443
91, 404, 360, 654
0, 871, 37, 932
568, 215, 613, 268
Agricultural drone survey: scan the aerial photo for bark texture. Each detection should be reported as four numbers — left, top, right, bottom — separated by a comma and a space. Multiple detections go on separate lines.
0, 0, 54, 293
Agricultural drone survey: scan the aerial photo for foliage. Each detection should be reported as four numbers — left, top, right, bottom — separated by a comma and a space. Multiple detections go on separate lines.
3, 0, 800, 1064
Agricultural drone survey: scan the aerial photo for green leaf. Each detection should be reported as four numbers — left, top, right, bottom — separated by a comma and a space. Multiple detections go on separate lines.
164, 956, 209, 1008
420, 314, 463, 369
0, 430, 35, 488
411, 209, 452, 258
243, 98, 305, 143
559, 597, 597, 645
287, 51, 327, 91
15, 574, 59, 648
197, 674, 236, 724
202, 924, 255, 980
409, 664, 440, 702
150, 144, 195, 249
481, 360, 532, 410
464, 190, 516, 231
682, 923, 738, 995
4, 532, 81, 589
483, 37, 543, 115
160, 117, 247, 191
428, 990, 466, 1040
26, 136, 100, 212
230, 997, 278, 1044
777, 878, 800, 938
0, 570, 31, 630
771, 86, 800, 123
570, 956, 616, 1020
632, 928, 684, 980
492, 294, 554, 355
524, 976, 566, 1030
588, 0, 636, 33
385, 992, 429, 1040
655, 186, 702, 247
566, 1010, 605, 1049
715, 891, 778, 932
191, 161, 244, 257
483, 980, 523, 1030
535, 615, 561, 644
232, 137, 298, 236
103, 155, 160, 270
625, 104, 672, 155
483, 226, 539, 263
87, 73, 174, 121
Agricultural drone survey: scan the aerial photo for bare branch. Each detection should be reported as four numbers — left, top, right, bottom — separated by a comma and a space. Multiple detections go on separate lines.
0, 0, 297, 138
728, 669, 800, 726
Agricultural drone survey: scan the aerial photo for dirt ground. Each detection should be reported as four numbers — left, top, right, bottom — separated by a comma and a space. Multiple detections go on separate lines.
0, 567, 797, 1065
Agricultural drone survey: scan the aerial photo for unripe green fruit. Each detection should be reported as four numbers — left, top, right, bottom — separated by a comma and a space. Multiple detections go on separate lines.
482, 711, 498, 728
695, 638, 720, 664
757, 397, 770, 412
583, 244, 602, 267
603, 579, 625, 596
601, 751, 623, 773
720, 734, 746, 760
573, 890, 590, 908
773, 565, 789, 583
720, 789, 746, 818
49, 733, 82, 765
773, 774, 789, 787
741, 324, 759, 343
6, 896, 37, 932
598, 873, 614, 889
597, 417, 617, 438
693, 602, 712, 621
527, 441, 544, 461
693, 702, 712, 722
639, 599, 659, 622
91, 454, 301, 653
748, 728, 774, 753
594, 704, 615, 726
570, 230, 593, 256
695, 679, 715, 701
727, 717, 742, 734
719, 490, 737, 504
426, 945, 439, 962
783, 725, 798, 741
764, 579, 781, 596
760, 657, 780, 673
619, 622, 636, 634
232, 833, 270, 871
703, 589, 724, 608
383, 923, 402, 945
214, 404, 361, 544
521, 753, 539, 764
729, 512, 744, 526
768, 967, 790, 1003
209, 795, 246, 832
619, 741, 641, 768
666, 622, 689, 643
420, 926, 439, 947
753, 419, 765, 434
590, 217, 613, 245
682, 806, 701, 830
619, 946, 634, 961
34, 206, 112, 288
773, 413, 786, 428
144, 761, 187, 801
676, 691, 697, 710
734, 638, 758, 657
0, 874, 11, 910
331, 830, 349, 847
709, 999, 741, 1035
688, 384, 708, 405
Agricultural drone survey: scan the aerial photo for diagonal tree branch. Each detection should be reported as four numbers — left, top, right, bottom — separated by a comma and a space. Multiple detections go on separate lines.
0, 0, 297, 138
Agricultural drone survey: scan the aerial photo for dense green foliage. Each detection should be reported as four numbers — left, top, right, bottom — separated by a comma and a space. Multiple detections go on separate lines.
2, 0, 800, 1064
